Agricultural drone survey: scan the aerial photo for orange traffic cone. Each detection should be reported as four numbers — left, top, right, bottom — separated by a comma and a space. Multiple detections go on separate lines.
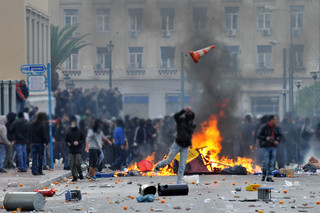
189, 45, 215, 63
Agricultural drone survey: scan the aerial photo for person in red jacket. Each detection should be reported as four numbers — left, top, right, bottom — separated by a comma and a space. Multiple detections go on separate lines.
16, 80, 29, 113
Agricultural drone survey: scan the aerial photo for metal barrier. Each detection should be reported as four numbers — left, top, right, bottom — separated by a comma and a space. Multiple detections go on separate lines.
0, 80, 18, 115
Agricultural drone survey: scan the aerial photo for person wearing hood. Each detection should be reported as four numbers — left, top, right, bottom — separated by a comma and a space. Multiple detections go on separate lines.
4, 112, 16, 169
11, 112, 29, 172
154, 107, 196, 184
29, 113, 49, 175
65, 116, 84, 182
0, 116, 12, 172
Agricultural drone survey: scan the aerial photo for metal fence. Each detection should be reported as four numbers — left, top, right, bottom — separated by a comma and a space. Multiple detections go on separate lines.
0, 80, 18, 115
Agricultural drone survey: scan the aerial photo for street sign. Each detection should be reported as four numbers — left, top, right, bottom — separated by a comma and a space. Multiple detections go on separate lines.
27, 75, 46, 91
21, 64, 46, 74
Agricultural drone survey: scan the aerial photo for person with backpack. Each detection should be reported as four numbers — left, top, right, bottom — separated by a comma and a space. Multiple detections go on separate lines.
154, 107, 196, 184
257, 115, 282, 182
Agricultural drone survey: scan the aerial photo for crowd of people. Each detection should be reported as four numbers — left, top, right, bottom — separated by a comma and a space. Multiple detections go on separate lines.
0, 83, 318, 181
54, 86, 123, 119
237, 114, 320, 169
0, 85, 179, 181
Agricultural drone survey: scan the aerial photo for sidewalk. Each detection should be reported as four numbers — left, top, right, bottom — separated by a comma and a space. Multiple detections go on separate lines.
0, 164, 71, 202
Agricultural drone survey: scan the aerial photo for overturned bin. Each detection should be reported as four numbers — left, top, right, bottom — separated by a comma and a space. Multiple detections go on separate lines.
3, 192, 45, 211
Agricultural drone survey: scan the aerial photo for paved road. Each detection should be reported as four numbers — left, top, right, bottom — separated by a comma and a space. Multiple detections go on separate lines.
1, 170, 320, 213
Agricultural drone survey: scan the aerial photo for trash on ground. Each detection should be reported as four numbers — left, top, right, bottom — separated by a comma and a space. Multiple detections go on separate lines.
246, 184, 261, 191
158, 184, 189, 196
3, 192, 45, 211
136, 194, 155, 202
139, 185, 156, 196
184, 175, 199, 184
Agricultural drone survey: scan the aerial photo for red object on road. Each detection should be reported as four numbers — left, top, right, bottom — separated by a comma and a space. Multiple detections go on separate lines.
138, 160, 153, 172
34, 189, 55, 197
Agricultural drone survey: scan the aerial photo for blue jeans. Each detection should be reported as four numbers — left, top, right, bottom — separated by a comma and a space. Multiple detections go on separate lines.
31, 144, 44, 174
15, 144, 28, 170
262, 147, 277, 177
16, 101, 26, 113
112, 143, 126, 170
157, 142, 189, 184
0, 144, 6, 169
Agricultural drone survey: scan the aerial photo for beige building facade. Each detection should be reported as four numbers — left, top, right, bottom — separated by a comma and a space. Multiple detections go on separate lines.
50, 0, 320, 119
0, 0, 50, 115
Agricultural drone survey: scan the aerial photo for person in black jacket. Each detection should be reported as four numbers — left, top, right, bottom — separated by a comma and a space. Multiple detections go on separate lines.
29, 112, 48, 175
53, 119, 66, 163
11, 112, 29, 172
65, 116, 84, 182
154, 107, 196, 184
257, 115, 281, 182
4, 112, 16, 169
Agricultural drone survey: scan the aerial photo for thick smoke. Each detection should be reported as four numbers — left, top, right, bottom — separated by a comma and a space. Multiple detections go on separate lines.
180, 35, 242, 149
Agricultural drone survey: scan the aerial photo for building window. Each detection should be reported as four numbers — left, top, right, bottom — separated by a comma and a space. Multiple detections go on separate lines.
251, 97, 279, 116
160, 8, 174, 37
225, 7, 239, 30
128, 8, 142, 38
227, 46, 240, 57
65, 51, 79, 69
129, 47, 143, 69
161, 47, 175, 68
291, 6, 304, 29
96, 48, 110, 69
193, 7, 207, 30
96, 9, 110, 32
257, 45, 272, 68
64, 9, 78, 26
26, 17, 30, 64
292, 45, 304, 68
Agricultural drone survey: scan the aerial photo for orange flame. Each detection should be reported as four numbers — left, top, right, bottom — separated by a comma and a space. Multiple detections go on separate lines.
122, 100, 260, 176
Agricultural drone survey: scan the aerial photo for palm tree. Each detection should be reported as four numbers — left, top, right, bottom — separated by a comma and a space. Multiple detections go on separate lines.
50, 24, 90, 91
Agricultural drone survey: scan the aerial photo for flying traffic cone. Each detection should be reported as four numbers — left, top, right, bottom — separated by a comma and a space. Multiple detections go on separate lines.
189, 45, 215, 63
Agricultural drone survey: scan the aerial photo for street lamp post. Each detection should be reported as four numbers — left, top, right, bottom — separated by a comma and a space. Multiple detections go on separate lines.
310, 71, 318, 116
280, 89, 288, 118
295, 80, 302, 116
106, 41, 114, 89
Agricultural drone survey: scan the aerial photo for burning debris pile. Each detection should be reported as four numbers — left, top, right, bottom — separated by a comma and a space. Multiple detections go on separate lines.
118, 106, 260, 177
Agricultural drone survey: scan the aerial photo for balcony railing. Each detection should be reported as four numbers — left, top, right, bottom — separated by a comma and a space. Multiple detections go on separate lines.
126, 69, 145, 76
255, 67, 274, 74
94, 68, 112, 76
158, 68, 178, 76
61, 70, 81, 76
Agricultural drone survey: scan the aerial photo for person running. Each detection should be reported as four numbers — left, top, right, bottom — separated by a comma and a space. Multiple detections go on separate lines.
154, 107, 196, 184
85, 119, 111, 180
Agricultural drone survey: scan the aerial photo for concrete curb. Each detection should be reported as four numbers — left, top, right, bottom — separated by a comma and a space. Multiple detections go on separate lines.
26, 171, 72, 191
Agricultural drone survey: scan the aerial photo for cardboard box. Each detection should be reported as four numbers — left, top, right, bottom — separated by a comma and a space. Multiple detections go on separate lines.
279, 168, 294, 177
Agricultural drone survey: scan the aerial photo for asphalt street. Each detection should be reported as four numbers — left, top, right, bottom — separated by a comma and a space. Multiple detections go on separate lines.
1, 170, 320, 213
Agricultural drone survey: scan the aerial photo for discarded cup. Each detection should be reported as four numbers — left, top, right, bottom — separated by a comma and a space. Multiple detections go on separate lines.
184, 175, 199, 184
